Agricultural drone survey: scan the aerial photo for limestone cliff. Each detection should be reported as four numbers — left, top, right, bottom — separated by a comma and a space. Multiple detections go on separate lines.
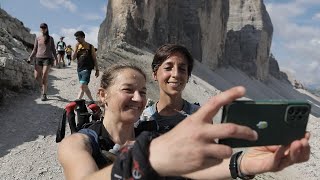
98, 0, 285, 82
0, 8, 35, 103
223, 0, 273, 81
98, 0, 229, 69
0, 9, 35, 49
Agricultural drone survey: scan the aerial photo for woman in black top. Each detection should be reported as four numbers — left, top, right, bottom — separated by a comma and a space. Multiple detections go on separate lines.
58, 64, 147, 179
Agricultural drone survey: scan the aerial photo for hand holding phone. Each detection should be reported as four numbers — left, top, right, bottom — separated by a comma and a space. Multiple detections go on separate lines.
218, 100, 311, 148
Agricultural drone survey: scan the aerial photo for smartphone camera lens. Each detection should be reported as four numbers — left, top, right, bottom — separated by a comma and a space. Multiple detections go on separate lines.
301, 107, 308, 115
288, 107, 294, 115
289, 116, 295, 122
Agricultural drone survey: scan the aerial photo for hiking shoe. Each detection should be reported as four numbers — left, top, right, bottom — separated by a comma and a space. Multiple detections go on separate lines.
41, 94, 48, 101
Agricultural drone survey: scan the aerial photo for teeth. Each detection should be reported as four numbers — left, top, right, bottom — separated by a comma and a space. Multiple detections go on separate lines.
168, 82, 180, 87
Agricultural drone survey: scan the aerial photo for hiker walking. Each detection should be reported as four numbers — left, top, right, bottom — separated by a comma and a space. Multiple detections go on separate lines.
56, 36, 66, 68
28, 23, 57, 101
72, 31, 99, 103
65, 45, 73, 66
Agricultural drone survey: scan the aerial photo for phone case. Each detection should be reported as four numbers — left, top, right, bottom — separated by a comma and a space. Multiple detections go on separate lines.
218, 100, 311, 148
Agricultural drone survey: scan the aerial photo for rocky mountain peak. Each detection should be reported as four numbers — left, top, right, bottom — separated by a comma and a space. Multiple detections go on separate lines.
98, 0, 286, 82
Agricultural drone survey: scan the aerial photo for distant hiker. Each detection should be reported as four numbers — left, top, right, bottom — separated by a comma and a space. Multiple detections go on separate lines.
65, 45, 73, 66
28, 23, 57, 101
56, 36, 67, 68
72, 31, 99, 103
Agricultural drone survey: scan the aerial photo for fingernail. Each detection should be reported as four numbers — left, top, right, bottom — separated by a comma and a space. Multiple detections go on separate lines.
253, 130, 258, 140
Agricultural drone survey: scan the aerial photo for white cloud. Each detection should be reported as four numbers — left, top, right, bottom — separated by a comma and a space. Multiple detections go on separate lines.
265, 0, 320, 87
81, 13, 103, 21
312, 13, 320, 20
39, 0, 77, 12
58, 26, 99, 48
102, 3, 108, 14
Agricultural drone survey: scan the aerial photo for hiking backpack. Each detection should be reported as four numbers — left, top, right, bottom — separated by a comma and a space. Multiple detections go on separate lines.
57, 41, 66, 51
55, 99, 102, 142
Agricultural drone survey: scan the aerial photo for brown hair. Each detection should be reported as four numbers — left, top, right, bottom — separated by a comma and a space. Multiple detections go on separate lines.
40, 23, 50, 44
151, 44, 194, 77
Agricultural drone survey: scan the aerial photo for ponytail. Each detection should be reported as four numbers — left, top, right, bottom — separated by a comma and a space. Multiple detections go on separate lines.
44, 30, 50, 44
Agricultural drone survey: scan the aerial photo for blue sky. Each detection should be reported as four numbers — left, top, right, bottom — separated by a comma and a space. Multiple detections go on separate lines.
1, 0, 107, 47
1, 0, 319, 88
264, 0, 320, 88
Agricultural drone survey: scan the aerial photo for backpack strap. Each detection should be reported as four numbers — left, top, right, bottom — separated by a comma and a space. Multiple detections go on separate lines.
87, 121, 116, 168
88, 121, 115, 151
189, 102, 200, 114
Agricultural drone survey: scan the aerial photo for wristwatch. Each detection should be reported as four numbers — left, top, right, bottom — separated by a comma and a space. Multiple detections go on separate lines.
230, 151, 255, 179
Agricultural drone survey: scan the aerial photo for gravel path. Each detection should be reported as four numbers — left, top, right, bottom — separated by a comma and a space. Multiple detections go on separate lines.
0, 63, 100, 180
0, 61, 319, 180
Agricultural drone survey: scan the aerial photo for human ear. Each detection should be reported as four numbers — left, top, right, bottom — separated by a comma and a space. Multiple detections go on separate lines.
152, 71, 157, 81
98, 88, 107, 105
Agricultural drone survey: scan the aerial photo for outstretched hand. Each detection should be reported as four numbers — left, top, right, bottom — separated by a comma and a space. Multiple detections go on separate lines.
240, 132, 310, 175
149, 86, 258, 177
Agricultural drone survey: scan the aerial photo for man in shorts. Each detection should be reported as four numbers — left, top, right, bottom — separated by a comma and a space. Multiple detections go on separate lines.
72, 31, 99, 104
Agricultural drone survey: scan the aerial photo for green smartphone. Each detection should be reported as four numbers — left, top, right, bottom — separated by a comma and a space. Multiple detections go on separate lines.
218, 100, 311, 148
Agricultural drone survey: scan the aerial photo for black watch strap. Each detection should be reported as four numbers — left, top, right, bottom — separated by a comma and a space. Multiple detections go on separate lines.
230, 151, 242, 179
230, 151, 255, 179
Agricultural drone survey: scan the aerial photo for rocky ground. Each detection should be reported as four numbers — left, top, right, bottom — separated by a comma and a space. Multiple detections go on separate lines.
0, 62, 100, 179
0, 59, 319, 179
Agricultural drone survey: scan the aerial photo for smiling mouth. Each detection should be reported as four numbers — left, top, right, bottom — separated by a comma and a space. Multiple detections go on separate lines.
168, 82, 181, 87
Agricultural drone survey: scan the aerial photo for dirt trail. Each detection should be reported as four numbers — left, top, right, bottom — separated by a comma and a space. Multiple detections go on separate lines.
0, 63, 100, 179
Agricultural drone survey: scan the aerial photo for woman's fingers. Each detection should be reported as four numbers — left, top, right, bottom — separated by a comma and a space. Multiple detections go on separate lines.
195, 86, 246, 124
203, 143, 233, 159
203, 123, 258, 141
290, 138, 310, 163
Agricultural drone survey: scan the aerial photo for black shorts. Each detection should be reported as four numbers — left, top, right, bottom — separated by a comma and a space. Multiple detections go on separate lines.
36, 58, 53, 66
58, 51, 65, 56
66, 54, 71, 60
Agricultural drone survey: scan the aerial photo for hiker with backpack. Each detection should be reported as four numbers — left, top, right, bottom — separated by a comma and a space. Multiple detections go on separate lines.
65, 45, 73, 66
58, 64, 148, 179
82, 86, 311, 180
72, 31, 99, 104
56, 36, 67, 68
27, 23, 57, 101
